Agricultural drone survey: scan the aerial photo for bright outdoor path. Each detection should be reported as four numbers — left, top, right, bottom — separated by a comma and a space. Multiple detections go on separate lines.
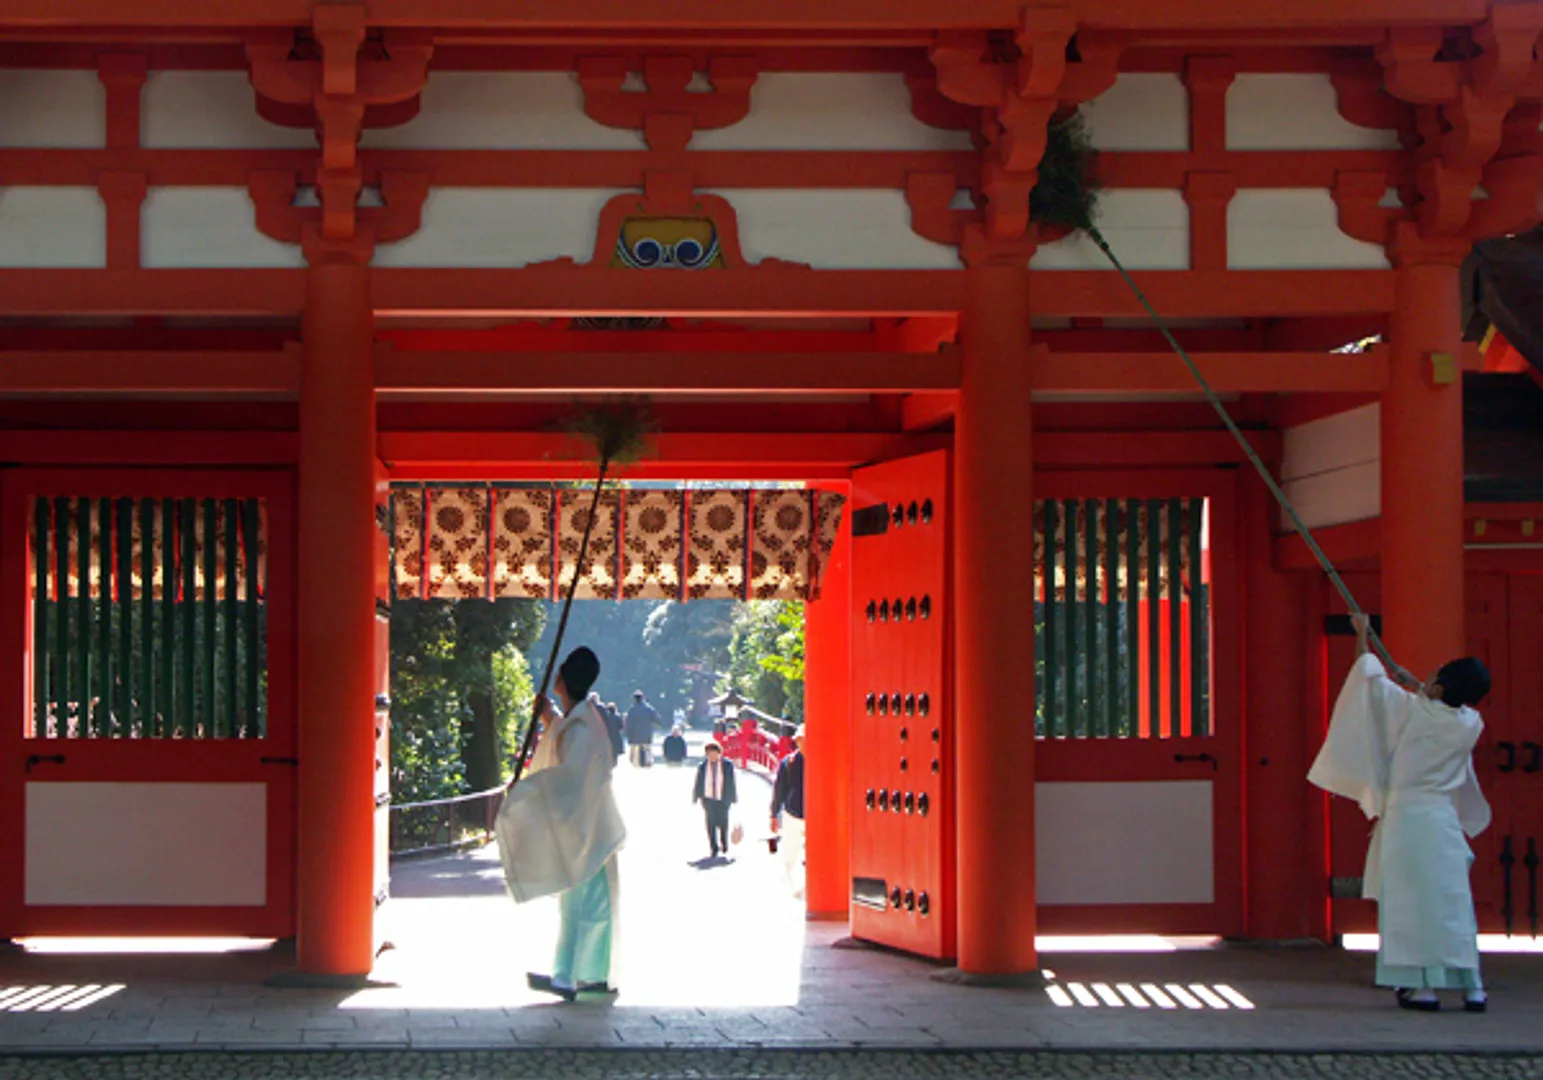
2, 735, 1543, 1074
370, 733, 806, 1010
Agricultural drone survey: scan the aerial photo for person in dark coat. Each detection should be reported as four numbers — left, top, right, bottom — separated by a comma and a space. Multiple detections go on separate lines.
692, 741, 738, 858
662, 725, 688, 764
599, 699, 625, 763
624, 690, 662, 767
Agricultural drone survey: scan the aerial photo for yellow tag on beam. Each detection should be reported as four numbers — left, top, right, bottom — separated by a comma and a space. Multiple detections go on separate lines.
1429, 352, 1458, 385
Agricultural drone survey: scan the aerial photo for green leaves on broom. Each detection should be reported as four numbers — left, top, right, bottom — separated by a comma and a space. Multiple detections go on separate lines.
1030, 111, 1101, 234
560, 397, 659, 470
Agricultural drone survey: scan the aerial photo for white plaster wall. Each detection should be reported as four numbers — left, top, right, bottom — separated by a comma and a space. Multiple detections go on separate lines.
1031, 189, 1188, 270
1228, 189, 1389, 270
141, 188, 304, 268
711, 189, 959, 269
1036, 781, 1214, 905
372, 188, 623, 267
26, 783, 267, 906
361, 72, 644, 150
0, 70, 105, 147
1280, 403, 1381, 531
0, 187, 106, 267
1082, 73, 1188, 152
691, 73, 974, 151
143, 72, 316, 149
1227, 74, 1401, 151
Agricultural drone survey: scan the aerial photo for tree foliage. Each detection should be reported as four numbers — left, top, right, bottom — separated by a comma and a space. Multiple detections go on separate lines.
725, 600, 805, 723
390, 598, 545, 802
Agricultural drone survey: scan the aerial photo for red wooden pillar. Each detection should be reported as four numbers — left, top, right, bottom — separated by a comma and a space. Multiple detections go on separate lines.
953, 250, 1038, 979
1382, 225, 1469, 679
804, 485, 851, 918
295, 230, 378, 978
1241, 470, 1310, 939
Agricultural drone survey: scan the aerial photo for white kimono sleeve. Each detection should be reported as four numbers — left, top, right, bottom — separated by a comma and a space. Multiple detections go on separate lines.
1455, 758, 1492, 839
1307, 652, 1411, 821
495, 712, 626, 904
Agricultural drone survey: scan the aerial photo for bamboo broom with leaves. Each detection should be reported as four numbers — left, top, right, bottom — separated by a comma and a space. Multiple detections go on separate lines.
504, 398, 658, 794
1035, 113, 1409, 681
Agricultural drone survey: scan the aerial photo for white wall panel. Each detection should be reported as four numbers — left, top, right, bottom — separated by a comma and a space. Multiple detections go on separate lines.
142, 188, 304, 268
0, 70, 105, 147
373, 188, 623, 267
0, 187, 106, 267
26, 783, 267, 906
361, 72, 643, 150
1036, 781, 1214, 905
1228, 74, 1400, 151
1281, 402, 1380, 482
691, 73, 974, 151
143, 72, 315, 149
1031, 189, 1188, 270
712, 189, 959, 269
1280, 402, 1381, 530
1082, 73, 1188, 151
1228, 190, 1389, 270
1281, 462, 1381, 532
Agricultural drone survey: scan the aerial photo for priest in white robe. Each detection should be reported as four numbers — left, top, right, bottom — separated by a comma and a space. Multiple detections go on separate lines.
495, 646, 626, 1002
1308, 614, 1493, 1012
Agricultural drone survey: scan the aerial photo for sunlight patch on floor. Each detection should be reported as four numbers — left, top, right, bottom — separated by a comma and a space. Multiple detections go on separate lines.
15, 937, 275, 955
0, 984, 125, 1011
1036, 935, 1221, 953
1342, 933, 1543, 955
1045, 979, 1255, 1011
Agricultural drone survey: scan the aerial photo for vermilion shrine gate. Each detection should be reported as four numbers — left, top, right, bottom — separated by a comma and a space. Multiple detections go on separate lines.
1, 0, 1541, 983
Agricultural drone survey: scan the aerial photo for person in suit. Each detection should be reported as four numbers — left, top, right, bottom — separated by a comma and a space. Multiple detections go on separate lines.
692, 741, 738, 858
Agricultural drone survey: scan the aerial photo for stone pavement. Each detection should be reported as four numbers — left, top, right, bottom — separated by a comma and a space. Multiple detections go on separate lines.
2, 742, 1543, 1060
4, 1051, 1543, 1080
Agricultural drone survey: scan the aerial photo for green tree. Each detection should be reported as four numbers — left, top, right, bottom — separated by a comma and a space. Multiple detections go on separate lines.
725, 600, 805, 722
390, 598, 545, 801
491, 643, 535, 784
642, 600, 737, 722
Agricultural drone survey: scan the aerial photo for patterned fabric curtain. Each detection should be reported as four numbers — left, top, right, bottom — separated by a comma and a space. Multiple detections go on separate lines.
390, 485, 845, 603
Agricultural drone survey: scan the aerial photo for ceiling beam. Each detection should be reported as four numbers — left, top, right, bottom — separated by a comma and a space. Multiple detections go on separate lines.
1031, 347, 1389, 394
374, 349, 960, 394
0, 268, 1398, 321
0, 350, 298, 395
0, 0, 1481, 31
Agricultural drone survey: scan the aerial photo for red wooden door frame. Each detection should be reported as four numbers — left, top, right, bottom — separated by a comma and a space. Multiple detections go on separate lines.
0, 468, 297, 938
1033, 468, 1244, 936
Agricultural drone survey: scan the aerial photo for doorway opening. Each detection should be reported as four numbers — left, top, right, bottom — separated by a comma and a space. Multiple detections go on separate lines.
376, 480, 831, 1007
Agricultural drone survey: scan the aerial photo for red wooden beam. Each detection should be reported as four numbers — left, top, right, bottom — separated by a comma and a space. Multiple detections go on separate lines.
1033, 347, 1389, 394
374, 348, 959, 393
378, 431, 949, 479
0, 0, 1482, 30
0, 431, 298, 465
0, 349, 298, 394
1273, 517, 1381, 572
0, 268, 1399, 320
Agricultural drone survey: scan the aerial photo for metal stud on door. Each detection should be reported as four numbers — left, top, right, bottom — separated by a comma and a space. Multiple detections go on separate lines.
849, 451, 952, 960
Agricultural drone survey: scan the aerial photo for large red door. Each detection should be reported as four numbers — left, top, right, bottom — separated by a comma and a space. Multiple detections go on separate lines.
848, 451, 953, 959
1033, 471, 1244, 936
0, 469, 296, 938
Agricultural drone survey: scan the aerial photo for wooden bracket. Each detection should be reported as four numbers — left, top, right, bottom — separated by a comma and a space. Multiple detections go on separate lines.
577, 55, 757, 152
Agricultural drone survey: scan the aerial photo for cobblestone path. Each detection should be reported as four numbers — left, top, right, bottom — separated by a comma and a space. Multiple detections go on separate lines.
3, 1051, 1543, 1080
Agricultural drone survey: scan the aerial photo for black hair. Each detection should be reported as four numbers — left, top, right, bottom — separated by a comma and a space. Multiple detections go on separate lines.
559, 647, 601, 701
1435, 657, 1491, 709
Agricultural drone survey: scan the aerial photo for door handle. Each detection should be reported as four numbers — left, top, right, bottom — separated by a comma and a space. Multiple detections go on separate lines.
260, 756, 299, 766
24, 754, 66, 773
1522, 742, 1541, 775
1174, 752, 1218, 771
1498, 741, 1517, 773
